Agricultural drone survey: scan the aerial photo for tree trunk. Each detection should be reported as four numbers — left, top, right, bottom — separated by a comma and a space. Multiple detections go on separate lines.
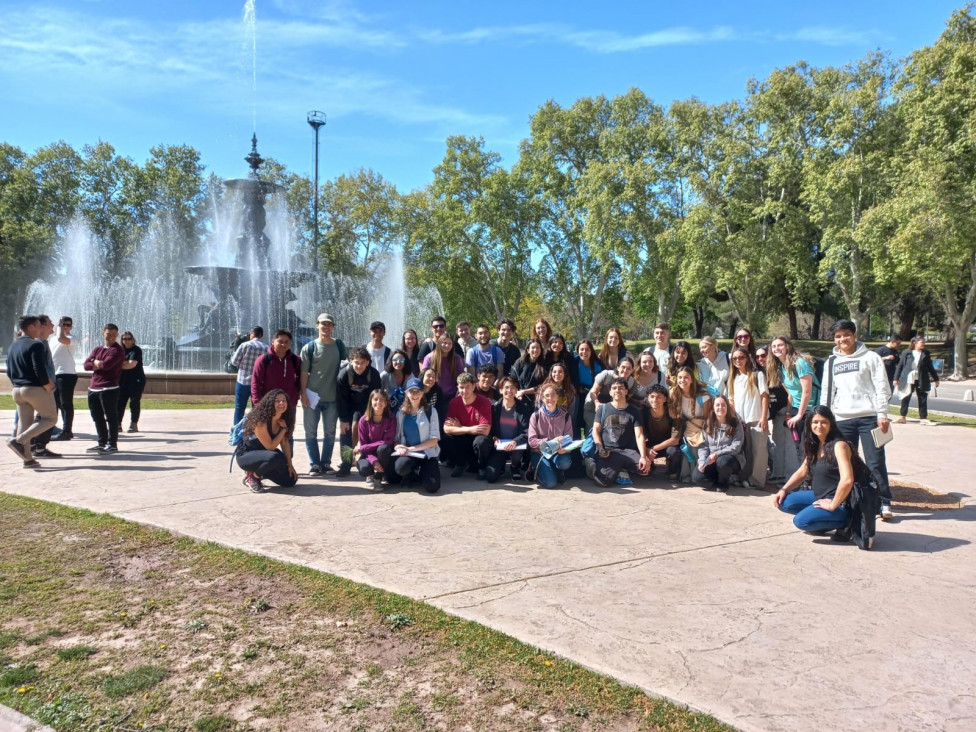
787, 305, 799, 340
898, 296, 916, 341
811, 309, 822, 340
727, 318, 738, 339
692, 305, 706, 339
953, 322, 968, 379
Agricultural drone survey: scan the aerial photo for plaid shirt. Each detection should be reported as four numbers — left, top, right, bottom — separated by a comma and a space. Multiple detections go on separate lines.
231, 339, 268, 385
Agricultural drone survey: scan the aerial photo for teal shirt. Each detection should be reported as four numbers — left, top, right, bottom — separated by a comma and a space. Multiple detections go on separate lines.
302, 340, 342, 401
782, 358, 820, 412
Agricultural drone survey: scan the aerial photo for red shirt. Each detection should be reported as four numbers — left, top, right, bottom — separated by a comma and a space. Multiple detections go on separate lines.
445, 394, 492, 427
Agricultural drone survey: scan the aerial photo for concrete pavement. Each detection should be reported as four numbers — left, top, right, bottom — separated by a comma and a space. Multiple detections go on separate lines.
2, 408, 974, 732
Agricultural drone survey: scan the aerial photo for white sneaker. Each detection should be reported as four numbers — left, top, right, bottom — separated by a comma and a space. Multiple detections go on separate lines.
920, 419, 936, 426
880, 503, 894, 521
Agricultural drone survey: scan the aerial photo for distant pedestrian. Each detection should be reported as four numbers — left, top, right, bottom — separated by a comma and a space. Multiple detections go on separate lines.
894, 336, 940, 426
117, 331, 145, 433
6, 315, 57, 468
875, 335, 902, 392
50, 316, 78, 441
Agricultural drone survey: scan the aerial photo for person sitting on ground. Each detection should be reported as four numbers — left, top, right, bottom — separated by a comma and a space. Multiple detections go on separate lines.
894, 335, 940, 426
380, 349, 411, 413
354, 389, 396, 489
474, 364, 500, 402
236, 389, 298, 493
442, 372, 493, 478
336, 347, 382, 477
643, 384, 682, 478
669, 365, 714, 480
773, 405, 856, 542
392, 377, 442, 493
598, 327, 628, 371
465, 324, 505, 378
694, 394, 745, 492
510, 337, 547, 409
484, 376, 532, 483
584, 356, 639, 433
420, 334, 466, 401
727, 346, 770, 488
528, 383, 574, 489
587, 377, 652, 487
666, 340, 700, 388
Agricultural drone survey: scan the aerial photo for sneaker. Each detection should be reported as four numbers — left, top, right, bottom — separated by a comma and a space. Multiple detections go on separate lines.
477, 468, 487, 481
243, 473, 264, 493
22, 459, 41, 469
584, 457, 597, 481
321, 464, 337, 476
379, 474, 390, 487
895, 416, 907, 424
831, 525, 853, 543
86, 444, 106, 453
703, 483, 719, 492
880, 503, 894, 521
99, 445, 118, 454
365, 475, 375, 487
557, 470, 566, 485
33, 447, 62, 458
52, 432, 73, 441
616, 475, 633, 487
335, 464, 351, 478
6, 439, 26, 460
920, 419, 936, 426
127, 423, 138, 433
666, 473, 679, 481
309, 464, 323, 476
450, 465, 465, 478
511, 470, 523, 481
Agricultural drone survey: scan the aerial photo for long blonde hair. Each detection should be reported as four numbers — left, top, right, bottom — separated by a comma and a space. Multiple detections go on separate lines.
766, 336, 815, 388
430, 335, 460, 382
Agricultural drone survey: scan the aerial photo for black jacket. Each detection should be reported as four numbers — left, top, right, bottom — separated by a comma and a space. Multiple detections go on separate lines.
489, 399, 532, 445
336, 364, 382, 422
894, 349, 940, 393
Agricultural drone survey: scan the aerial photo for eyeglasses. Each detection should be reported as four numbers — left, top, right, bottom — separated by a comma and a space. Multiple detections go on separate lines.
392, 358, 406, 363
755, 354, 767, 359
735, 334, 750, 340
731, 356, 746, 362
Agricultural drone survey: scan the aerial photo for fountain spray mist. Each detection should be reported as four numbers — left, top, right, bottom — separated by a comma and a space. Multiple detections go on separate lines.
243, 0, 257, 133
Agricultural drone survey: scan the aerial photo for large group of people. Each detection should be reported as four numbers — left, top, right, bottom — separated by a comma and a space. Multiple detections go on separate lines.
222, 314, 911, 547
8, 309, 927, 548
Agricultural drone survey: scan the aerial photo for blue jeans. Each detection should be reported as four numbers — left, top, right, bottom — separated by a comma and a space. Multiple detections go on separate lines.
779, 490, 851, 532
836, 415, 891, 502
531, 452, 571, 489
304, 400, 338, 468
233, 381, 252, 426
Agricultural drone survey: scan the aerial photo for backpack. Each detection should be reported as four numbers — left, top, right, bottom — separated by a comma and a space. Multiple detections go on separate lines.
845, 450, 881, 550
301, 338, 347, 373
812, 356, 826, 388
228, 417, 246, 472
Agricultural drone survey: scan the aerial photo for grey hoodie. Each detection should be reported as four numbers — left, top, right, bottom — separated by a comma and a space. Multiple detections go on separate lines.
820, 342, 891, 421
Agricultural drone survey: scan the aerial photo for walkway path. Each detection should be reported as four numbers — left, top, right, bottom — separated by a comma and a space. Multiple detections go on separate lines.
2, 409, 974, 732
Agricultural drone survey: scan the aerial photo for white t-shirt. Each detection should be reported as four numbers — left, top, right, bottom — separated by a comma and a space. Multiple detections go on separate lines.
366, 345, 388, 374
732, 371, 768, 424
49, 334, 76, 375
653, 346, 671, 373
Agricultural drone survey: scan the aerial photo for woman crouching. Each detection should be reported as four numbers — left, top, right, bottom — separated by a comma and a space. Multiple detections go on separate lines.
694, 394, 745, 492
774, 406, 854, 540
236, 389, 298, 493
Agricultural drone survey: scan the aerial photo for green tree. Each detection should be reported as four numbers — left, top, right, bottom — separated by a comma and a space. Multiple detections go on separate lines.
78, 141, 142, 275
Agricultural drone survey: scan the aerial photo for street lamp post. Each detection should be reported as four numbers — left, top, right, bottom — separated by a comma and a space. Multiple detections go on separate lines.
306, 111, 327, 271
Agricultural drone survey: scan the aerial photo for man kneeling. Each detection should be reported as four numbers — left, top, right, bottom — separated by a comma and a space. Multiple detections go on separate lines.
587, 377, 651, 487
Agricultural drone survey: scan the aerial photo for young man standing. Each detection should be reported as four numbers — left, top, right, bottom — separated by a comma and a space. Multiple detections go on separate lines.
50, 316, 78, 441
492, 319, 521, 376
364, 321, 391, 375
230, 325, 267, 426
6, 316, 57, 468
644, 323, 674, 373
875, 334, 902, 392
300, 313, 347, 475
443, 372, 493, 478
821, 319, 894, 520
418, 316, 461, 361
336, 347, 382, 477
465, 324, 505, 378
251, 330, 302, 430
30, 315, 62, 458
83, 323, 126, 454
455, 321, 477, 357
587, 377, 652, 487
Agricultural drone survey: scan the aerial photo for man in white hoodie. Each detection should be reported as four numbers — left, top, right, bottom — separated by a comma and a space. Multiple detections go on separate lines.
820, 319, 893, 520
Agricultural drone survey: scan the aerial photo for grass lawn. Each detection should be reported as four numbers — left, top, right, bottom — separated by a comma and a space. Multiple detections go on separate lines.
0, 492, 731, 732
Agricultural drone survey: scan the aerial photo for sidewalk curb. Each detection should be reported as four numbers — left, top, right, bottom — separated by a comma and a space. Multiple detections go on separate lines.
0, 705, 56, 732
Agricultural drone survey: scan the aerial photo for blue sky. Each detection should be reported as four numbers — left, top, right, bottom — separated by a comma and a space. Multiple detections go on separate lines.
0, 0, 965, 193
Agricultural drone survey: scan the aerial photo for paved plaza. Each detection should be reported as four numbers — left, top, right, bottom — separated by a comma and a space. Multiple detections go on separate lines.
2, 408, 974, 732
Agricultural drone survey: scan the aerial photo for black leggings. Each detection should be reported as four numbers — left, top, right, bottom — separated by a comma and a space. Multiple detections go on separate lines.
56, 373, 78, 433
392, 455, 441, 493
900, 385, 929, 419
237, 449, 298, 488
118, 383, 145, 428
356, 443, 394, 477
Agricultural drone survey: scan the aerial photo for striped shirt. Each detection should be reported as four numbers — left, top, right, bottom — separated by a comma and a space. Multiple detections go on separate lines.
231, 339, 268, 385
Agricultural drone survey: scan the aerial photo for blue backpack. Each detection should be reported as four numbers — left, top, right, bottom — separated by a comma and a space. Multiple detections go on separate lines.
228, 417, 246, 472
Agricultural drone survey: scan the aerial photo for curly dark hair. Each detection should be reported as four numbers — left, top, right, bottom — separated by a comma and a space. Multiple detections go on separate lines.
244, 389, 293, 438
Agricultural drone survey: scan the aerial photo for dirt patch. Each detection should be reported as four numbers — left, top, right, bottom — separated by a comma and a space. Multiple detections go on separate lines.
890, 481, 966, 511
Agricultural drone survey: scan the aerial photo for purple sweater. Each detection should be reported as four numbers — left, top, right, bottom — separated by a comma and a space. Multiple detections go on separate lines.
84, 343, 126, 390
528, 407, 572, 452
357, 414, 396, 464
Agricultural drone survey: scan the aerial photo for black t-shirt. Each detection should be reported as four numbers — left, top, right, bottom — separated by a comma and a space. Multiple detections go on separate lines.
419, 339, 464, 363
598, 403, 641, 451
875, 346, 899, 381
491, 339, 522, 376
644, 410, 674, 448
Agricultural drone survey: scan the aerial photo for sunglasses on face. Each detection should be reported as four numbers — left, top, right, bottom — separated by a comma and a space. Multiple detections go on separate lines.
735, 334, 750, 340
